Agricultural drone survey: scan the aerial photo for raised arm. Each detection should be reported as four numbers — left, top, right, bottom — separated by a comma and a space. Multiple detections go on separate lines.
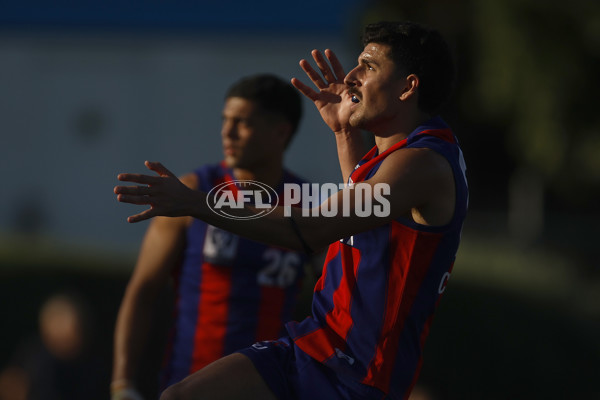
291, 49, 366, 183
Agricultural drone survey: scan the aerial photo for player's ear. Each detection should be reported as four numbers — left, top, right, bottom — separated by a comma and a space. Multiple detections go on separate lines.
399, 73, 419, 101
276, 121, 293, 149
283, 128, 294, 149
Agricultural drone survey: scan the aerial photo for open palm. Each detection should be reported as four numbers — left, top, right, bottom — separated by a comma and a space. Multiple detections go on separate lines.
291, 49, 352, 133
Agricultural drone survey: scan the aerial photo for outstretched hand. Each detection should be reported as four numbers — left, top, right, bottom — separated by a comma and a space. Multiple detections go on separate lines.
114, 161, 198, 223
291, 49, 352, 134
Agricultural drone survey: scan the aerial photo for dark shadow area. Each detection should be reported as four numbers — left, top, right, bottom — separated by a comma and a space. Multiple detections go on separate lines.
0, 266, 169, 400
0, 262, 598, 399
418, 281, 600, 399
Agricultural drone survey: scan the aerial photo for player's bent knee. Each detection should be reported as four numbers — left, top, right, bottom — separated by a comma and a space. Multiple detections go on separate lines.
159, 383, 183, 400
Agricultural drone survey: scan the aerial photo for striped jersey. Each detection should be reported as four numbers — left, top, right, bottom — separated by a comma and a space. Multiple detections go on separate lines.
286, 116, 468, 399
161, 162, 309, 388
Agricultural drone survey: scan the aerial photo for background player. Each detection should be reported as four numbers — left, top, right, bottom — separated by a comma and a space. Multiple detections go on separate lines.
114, 21, 468, 400
0, 292, 105, 400
110, 74, 313, 400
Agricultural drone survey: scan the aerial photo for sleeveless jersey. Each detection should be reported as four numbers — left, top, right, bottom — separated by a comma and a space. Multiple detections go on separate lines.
161, 162, 309, 387
286, 116, 468, 399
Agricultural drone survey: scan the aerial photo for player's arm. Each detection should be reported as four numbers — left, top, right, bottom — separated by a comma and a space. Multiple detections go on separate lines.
309, 146, 457, 239
114, 148, 454, 253
333, 129, 367, 184
111, 174, 194, 400
291, 49, 366, 182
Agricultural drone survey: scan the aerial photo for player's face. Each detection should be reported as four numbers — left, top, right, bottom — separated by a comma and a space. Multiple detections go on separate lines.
344, 43, 406, 132
220, 97, 287, 170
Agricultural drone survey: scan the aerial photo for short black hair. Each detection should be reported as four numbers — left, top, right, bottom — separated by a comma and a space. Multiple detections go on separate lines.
226, 74, 303, 138
361, 21, 455, 115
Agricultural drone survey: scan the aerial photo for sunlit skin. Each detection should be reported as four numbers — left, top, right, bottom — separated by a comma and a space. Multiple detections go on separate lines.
40, 296, 84, 361
177, 97, 293, 192
344, 43, 431, 153
290, 45, 430, 181
345, 44, 407, 134
220, 97, 291, 186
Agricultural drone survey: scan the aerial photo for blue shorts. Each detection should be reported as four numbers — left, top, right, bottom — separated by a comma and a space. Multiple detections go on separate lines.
236, 336, 386, 400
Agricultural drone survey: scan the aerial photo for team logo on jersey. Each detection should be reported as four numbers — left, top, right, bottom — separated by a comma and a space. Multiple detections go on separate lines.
206, 180, 278, 220
202, 225, 239, 264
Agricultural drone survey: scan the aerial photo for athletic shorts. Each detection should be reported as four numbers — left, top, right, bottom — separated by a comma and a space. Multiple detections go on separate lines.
236, 336, 386, 400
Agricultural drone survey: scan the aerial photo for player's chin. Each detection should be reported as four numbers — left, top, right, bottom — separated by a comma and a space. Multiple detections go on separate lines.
348, 113, 363, 129
223, 156, 238, 168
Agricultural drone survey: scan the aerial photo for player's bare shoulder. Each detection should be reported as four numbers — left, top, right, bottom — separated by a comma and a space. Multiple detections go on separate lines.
375, 147, 456, 226
407, 148, 456, 226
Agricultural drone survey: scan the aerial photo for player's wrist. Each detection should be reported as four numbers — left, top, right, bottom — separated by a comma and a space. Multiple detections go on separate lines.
110, 380, 144, 400
333, 126, 361, 139
110, 379, 130, 391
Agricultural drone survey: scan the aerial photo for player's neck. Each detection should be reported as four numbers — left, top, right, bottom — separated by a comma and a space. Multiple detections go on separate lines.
374, 111, 431, 153
233, 163, 284, 188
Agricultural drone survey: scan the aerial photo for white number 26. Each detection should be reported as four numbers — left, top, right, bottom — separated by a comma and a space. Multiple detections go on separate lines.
257, 249, 301, 288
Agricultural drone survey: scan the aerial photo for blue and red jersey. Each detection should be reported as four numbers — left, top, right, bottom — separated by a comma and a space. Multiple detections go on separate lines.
286, 117, 468, 399
160, 162, 309, 388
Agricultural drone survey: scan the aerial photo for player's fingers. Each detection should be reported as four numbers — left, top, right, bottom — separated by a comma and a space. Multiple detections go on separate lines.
325, 49, 345, 81
145, 161, 176, 177
299, 58, 327, 89
127, 209, 155, 223
116, 193, 151, 205
113, 185, 153, 196
312, 49, 337, 83
117, 173, 161, 185
291, 77, 319, 102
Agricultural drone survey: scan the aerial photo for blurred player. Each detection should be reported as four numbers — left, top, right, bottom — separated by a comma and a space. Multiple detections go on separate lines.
111, 74, 312, 400
115, 21, 468, 400
0, 292, 105, 400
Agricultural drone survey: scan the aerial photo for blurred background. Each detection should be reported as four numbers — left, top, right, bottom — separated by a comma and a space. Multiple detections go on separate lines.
0, 0, 598, 399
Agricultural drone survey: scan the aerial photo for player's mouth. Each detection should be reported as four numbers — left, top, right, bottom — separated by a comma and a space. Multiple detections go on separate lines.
349, 90, 361, 104
223, 146, 237, 156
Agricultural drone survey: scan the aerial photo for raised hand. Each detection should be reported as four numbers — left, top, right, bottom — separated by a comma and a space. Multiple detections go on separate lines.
114, 161, 200, 223
291, 49, 352, 134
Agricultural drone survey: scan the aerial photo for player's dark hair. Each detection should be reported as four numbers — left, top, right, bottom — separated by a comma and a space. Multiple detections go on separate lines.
226, 74, 303, 143
361, 21, 455, 115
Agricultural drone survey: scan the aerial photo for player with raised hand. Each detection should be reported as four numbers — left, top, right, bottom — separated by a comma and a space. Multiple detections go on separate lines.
115, 21, 467, 400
